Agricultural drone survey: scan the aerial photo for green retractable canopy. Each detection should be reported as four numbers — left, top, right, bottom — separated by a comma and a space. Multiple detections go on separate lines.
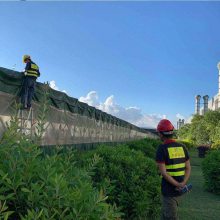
0, 66, 145, 133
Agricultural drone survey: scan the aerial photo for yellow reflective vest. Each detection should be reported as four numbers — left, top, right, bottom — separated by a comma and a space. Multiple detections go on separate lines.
25, 61, 40, 78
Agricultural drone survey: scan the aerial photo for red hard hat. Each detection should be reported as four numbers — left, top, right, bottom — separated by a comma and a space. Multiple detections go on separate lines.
157, 119, 174, 133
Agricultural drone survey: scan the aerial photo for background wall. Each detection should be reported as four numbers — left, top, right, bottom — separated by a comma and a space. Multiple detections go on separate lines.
0, 67, 158, 146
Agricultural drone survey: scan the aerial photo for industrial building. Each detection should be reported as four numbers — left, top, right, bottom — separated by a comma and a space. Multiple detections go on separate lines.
195, 62, 220, 115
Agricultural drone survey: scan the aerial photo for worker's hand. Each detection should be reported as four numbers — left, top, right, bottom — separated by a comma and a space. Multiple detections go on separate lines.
179, 182, 186, 188
24, 71, 27, 76
175, 182, 186, 191
175, 186, 183, 191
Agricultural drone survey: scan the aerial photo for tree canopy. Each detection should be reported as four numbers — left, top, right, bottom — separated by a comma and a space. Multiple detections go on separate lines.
177, 110, 220, 147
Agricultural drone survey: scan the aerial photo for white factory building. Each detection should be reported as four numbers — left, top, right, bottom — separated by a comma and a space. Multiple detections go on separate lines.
195, 62, 220, 115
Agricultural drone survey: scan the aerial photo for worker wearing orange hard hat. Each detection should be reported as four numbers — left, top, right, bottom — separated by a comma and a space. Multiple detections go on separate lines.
156, 119, 191, 220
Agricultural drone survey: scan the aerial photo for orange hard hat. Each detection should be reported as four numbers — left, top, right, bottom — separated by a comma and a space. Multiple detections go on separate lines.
157, 119, 174, 134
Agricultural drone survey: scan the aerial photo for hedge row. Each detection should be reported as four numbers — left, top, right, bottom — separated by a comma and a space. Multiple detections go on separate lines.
126, 138, 161, 159
202, 150, 220, 195
0, 137, 120, 219
177, 139, 195, 150
0, 131, 161, 220
77, 140, 161, 219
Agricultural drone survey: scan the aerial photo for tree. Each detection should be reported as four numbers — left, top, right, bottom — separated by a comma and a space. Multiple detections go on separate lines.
203, 110, 220, 143
188, 115, 208, 145
177, 123, 191, 140
178, 110, 220, 146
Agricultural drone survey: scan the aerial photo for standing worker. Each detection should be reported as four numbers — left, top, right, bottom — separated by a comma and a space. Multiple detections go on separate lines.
156, 119, 191, 220
21, 55, 40, 109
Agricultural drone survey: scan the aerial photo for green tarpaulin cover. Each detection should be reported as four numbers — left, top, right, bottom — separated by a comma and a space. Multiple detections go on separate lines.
0, 66, 144, 133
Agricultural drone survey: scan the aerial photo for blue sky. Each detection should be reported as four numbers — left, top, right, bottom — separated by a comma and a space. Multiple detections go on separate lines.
1, 2, 220, 128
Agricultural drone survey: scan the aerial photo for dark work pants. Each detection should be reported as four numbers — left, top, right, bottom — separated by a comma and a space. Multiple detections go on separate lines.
161, 196, 180, 220
21, 76, 36, 108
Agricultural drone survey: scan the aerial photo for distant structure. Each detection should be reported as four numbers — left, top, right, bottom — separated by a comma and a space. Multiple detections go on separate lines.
195, 62, 220, 115
177, 119, 185, 130
203, 95, 209, 114
195, 95, 201, 115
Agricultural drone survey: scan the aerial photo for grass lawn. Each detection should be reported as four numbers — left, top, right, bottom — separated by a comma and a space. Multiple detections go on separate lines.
178, 150, 220, 220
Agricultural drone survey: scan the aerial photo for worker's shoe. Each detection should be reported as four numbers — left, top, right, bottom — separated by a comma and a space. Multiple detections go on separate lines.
20, 105, 27, 110
27, 104, 32, 110
20, 104, 31, 110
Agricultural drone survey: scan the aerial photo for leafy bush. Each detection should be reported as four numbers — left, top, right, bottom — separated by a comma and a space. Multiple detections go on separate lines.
177, 111, 220, 146
1, 100, 160, 219
177, 139, 195, 150
126, 138, 161, 159
82, 144, 161, 220
0, 138, 120, 219
211, 141, 220, 150
203, 111, 220, 143
177, 124, 192, 140
202, 150, 220, 195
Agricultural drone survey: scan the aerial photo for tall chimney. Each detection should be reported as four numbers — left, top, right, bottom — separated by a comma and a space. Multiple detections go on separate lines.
179, 119, 181, 129
217, 62, 220, 109
203, 95, 209, 114
195, 95, 201, 115
182, 119, 185, 127
217, 62, 220, 94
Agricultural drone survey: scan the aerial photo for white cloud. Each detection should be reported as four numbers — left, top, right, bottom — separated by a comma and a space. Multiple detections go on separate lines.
49, 80, 68, 94
79, 91, 166, 128
176, 113, 185, 119
174, 113, 193, 128
175, 113, 194, 124
79, 91, 99, 107
186, 115, 193, 123
49, 80, 58, 90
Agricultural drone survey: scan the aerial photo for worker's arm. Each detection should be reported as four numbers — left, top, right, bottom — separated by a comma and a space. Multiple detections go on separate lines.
25, 62, 31, 71
21, 62, 31, 76
157, 163, 184, 188
182, 160, 191, 185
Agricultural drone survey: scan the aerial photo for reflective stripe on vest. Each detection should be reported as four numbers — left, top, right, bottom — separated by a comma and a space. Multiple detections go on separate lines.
165, 162, 186, 177
167, 170, 185, 176
165, 163, 185, 169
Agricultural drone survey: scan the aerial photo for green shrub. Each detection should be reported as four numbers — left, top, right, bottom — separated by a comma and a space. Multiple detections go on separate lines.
177, 139, 195, 150
202, 150, 220, 195
177, 124, 192, 140
0, 138, 120, 219
211, 141, 220, 150
83, 144, 161, 220
178, 111, 220, 146
0, 201, 14, 219
126, 138, 161, 159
